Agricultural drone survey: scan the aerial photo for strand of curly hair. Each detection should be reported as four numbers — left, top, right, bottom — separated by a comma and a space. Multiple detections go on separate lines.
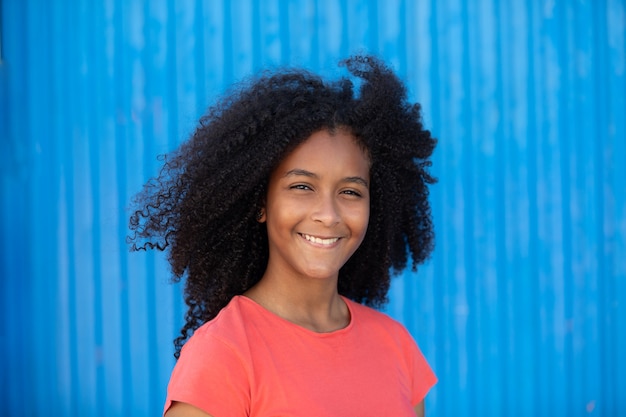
128, 55, 437, 358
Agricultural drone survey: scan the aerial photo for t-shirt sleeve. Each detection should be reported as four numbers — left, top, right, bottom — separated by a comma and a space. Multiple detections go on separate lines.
405, 332, 437, 406
163, 330, 250, 417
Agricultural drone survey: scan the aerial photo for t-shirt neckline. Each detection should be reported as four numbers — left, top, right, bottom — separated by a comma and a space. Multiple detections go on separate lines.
235, 294, 355, 337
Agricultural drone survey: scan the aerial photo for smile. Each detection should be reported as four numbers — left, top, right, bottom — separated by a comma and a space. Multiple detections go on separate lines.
301, 233, 340, 246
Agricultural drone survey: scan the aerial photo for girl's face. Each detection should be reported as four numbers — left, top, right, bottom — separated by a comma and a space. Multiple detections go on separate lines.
260, 129, 370, 283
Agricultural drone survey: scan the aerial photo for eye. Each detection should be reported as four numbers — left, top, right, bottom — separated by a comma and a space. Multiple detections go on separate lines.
341, 189, 363, 198
290, 184, 312, 191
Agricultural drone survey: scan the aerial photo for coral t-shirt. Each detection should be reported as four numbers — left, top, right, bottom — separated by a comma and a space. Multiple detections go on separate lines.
164, 296, 437, 416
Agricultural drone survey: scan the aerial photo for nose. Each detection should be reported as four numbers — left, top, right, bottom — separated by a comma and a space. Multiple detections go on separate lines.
311, 193, 341, 226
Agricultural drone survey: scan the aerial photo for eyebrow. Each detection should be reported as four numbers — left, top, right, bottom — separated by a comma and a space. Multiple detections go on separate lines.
284, 169, 369, 188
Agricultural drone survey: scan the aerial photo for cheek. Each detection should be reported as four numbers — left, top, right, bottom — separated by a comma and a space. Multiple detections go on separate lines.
266, 202, 301, 236
347, 206, 370, 236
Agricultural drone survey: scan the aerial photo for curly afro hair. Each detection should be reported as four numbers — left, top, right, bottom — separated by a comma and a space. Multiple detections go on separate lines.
128, 55, 437, 358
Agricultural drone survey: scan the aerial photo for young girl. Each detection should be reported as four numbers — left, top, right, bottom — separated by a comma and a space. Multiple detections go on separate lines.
129, 55, 437, 416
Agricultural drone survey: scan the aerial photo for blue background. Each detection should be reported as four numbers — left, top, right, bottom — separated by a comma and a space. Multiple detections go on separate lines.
1, 0, 625, 416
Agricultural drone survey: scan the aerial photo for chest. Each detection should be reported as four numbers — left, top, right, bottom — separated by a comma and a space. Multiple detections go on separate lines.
245, 331, 415, 416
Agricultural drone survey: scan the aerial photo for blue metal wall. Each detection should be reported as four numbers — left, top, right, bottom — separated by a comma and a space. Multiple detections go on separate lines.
1, 1, 624, 416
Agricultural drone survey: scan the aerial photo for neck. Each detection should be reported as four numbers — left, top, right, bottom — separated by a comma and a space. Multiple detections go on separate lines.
244, 273, 349, 332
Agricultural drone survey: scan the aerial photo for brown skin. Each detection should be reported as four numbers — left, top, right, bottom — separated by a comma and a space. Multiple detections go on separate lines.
165, 402, 211, 417
164, 131, 428, 417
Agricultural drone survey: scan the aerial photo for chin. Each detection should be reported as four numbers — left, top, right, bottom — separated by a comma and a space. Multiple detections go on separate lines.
299, 266, 343, 281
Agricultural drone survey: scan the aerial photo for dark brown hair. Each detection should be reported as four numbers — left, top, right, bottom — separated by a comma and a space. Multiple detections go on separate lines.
128, 55, 437, 357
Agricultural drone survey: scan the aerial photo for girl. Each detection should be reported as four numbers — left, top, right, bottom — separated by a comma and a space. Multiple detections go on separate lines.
129, 55, 437, 416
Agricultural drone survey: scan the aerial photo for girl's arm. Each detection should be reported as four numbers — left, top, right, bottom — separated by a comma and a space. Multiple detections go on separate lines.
414, 400, 425, 417
165, 401, 213, 417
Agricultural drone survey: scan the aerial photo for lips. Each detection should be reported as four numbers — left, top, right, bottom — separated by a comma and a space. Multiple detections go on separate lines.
301, 233, 340, 246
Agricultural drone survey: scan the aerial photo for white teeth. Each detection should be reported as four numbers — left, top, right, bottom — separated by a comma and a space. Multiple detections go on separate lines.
303, 234, 339, 245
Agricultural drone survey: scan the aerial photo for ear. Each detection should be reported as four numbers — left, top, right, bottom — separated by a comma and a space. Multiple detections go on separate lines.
256, 208, 267, 223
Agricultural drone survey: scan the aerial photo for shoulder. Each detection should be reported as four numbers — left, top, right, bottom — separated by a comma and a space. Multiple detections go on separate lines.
345, 298, 407, 330
344, 298, 437, 403
192, 296, 246, 334
181, 296, 253, 357
344, 297, 415, 343
165, 298, 254, 416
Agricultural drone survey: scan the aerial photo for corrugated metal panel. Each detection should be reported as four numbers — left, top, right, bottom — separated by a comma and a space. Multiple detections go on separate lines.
1, 0, 624, 416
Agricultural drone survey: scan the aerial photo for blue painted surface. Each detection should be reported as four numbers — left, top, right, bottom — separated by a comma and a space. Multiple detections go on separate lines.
1, 1, 625, 416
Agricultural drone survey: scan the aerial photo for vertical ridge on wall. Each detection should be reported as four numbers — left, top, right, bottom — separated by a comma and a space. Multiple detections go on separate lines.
501, 0, 535, 414
89, 1, 108, 414
592, 0, 611, 407
100, 1, 126, 410
524, 1, 542, 413
588, 19, 606, 399
424, 0, 446, 415
604, 1, 626, 414
96, 0, 125, 411
535, 0, 562, 412
112, 1, 133, 413
29, 0, 61, 413
0, 0, 34, 397
492, 0, 509, 412
556, 2, 574, 414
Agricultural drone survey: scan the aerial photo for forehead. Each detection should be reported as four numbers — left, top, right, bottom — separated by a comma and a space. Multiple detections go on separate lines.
275, 129, 371, 174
